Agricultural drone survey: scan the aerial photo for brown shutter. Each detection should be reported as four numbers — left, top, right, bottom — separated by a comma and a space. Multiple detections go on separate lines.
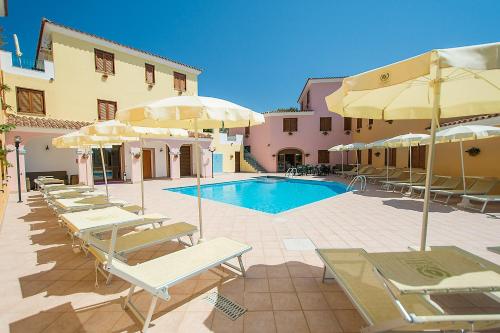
145, 64, 155, 84
174, 72, 187, 91
17, 88, 30, 113
104, 52, 114, 74
95, 50, 105, 72
97, 100, 107, 120
283, 118, 288, 132
31, 91, 44, 114
320, 117, 331, 131
368, 149, 372, 164
108, 101, 116, 119
357, 118, 362, 129
344, 117, 352, 131
291, 118, 297, 131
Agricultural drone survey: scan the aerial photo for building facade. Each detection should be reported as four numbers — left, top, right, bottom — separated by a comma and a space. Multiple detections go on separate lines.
231, 78, 352, 172
2, 19, 213, 192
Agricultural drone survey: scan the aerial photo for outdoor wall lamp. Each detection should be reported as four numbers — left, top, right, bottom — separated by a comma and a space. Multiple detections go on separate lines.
14, 136, 22, 203
160, 147, 163, 152
374, 152, 381, 157
45, 145, 50, 151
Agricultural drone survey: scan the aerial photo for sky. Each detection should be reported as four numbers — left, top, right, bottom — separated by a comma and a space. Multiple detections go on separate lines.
1, 0, 499, 112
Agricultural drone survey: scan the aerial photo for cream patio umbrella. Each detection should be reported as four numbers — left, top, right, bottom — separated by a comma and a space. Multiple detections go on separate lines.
421, 125, 500, 197
328, 144, 345, 174
115, 96, 265, 242
52, 131, 136, 199
81, 120, 190, 214
325, 42, 500, 250
383, 133, 430, 190
343, 143, 367, 175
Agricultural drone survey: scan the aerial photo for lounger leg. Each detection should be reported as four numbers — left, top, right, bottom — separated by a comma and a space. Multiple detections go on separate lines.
188, 235, 194, 246
445, 194, 451, 205
142, 296, 158, 332
123, 284, 136, 310
481, 201, 488, 213
237, 256, 246, 277
106, 272, 113, 285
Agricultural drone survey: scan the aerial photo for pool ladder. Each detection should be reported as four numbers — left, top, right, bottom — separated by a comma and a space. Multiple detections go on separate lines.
285, 168, 297, 178
347, 175, 367, 192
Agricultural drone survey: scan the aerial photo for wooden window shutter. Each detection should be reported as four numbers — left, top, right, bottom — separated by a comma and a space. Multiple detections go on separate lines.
318, 150, 329, 164
104, 52, 114, 74
98, 100, 107, 120
368, 149, 372, 164
145, 64, 155, 84
17, 88, 30, 113
108, 101, 116, 119
320, 117, 331, 131
344, 117, 352, 131
291, 118, 297, 131
283, 118, 289, 132
95, 49, 105, 72
174, 72, 187, 91
357, 118, 363, 129
97, 100, 117, 120
95, 49, 114, 74
31, 91, 44, 114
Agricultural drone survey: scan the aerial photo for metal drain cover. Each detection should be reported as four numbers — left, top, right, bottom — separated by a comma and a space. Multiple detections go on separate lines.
204, 292, 246, 320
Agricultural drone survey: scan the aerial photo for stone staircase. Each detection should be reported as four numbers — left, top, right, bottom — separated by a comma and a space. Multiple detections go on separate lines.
242, 151, 267, 173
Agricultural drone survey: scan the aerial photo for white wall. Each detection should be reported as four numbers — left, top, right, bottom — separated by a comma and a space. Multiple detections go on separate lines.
25, 134, 79, 175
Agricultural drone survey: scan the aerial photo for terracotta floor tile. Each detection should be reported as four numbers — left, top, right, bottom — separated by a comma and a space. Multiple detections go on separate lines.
333, 309, 366, 332
243, 311, 276, 333
244, 292, 273, 311
245, 278, 269, 292
292, 278, 321, 292
324, 291, 354, 310
273, 310, 309, 333
268, 278, 295, 292
303, 310, 343, 333
271, 292, 301, 310
297, 292, 330, 310
176, 311, 214, 332
211, 311, 244, 333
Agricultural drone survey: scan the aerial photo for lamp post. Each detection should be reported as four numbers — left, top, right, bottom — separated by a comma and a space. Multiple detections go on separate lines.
208, 146, 216, 178
14, 136, 22, 203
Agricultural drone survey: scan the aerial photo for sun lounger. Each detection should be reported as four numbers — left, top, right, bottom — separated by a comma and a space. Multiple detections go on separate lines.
316, 247, 500, 332
365, 169, 403, 184
343, 165, 371, 178
488, 247, 500, 255
410, 176, 459, 198
432, 178, 498, 204
379, 172, 424, 191
461, 194, 500, 213
99, 236, 251, 332
388, 173, 427, 193
52, 196, 131, 214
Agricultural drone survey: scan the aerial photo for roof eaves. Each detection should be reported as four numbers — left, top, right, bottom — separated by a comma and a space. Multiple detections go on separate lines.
296, 76, 346, 103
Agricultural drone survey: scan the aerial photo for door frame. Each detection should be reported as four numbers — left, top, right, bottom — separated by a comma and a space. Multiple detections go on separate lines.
165, 145, 171, 178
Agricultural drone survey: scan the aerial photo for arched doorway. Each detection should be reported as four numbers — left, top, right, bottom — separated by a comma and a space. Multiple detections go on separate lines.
277, 148, 303, 172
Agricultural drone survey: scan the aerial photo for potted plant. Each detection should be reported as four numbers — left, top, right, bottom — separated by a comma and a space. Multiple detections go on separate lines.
466, 147, 480, 156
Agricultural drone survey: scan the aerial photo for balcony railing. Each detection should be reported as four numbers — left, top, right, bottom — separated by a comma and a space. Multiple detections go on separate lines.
11, 55, 45, 72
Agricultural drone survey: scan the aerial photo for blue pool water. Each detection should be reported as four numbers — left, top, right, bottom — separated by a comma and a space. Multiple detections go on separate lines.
166, 177, 348, 214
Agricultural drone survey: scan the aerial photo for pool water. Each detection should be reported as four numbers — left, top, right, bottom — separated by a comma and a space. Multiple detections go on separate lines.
166, 177, 348, 214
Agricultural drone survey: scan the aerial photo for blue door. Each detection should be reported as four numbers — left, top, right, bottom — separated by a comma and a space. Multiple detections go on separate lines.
213, 153, 223, 173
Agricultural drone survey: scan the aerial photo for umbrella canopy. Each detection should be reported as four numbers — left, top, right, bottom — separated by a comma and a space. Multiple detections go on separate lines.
366, 139, 388, 149
115, 95, 265, 242
328, 145, 346, 174
116, 96, 265, 129
383, 133, 430, 148
328, 144, 345, 152
421, 125, 500, 195
343, 142, 367, 151
325, 42, 500, 251
326, 43, 500, 120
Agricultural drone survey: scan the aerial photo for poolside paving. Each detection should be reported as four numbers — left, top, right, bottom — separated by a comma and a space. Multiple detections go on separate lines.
1, 172, 499, 332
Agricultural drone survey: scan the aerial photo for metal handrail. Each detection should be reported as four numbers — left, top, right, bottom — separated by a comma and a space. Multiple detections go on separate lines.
347, 175, 367, 192
285, 168, 297, 178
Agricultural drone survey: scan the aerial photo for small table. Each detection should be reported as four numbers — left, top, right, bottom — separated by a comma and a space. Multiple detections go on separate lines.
367, 246, 500, 295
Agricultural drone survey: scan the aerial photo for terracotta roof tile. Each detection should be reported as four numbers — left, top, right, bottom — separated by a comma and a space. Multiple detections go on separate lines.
437, 114, 500, 128
7, 114, 91, 130
263, 108, 312, 115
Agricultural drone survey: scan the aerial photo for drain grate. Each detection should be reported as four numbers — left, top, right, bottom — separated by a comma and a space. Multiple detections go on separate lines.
204, 292, 247, 320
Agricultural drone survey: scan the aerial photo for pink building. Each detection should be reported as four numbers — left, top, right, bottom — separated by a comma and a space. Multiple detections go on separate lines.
232, 77, 352, 172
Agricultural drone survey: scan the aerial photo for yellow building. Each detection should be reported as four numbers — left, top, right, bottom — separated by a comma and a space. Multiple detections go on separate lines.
348, 115, 500, 192
2, 19, 215, 192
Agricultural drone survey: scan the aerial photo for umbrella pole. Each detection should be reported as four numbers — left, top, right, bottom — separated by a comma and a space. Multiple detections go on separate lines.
341, 151, 344, 175
85, 150, 89, 186
386, 148, 389, 185
459, 140, 466, 195
356, 150, 359, 175
420, 51, 441, 251
409, 145, 412, 190
90, 150, 95, 190
99, 144, 109, 200
140, 139, 145, 215
194, 119, 203, 242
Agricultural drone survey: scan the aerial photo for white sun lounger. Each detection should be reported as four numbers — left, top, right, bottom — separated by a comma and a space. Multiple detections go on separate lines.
98, 234, 251, 332
462, 194, 500, 213
432, 178, 498, 204
52, 196, 131, 214
316, 248, 500, 332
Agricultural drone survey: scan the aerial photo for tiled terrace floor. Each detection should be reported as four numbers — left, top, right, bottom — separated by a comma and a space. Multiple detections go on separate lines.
1, 173, 500, 332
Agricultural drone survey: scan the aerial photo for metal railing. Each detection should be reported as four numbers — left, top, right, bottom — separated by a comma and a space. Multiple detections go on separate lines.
347, 175, 367, 192
11, 55, 45, 72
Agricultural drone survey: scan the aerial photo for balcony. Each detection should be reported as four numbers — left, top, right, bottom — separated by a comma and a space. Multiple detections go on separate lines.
11, 55, 45, 72
0, 50, 54, 80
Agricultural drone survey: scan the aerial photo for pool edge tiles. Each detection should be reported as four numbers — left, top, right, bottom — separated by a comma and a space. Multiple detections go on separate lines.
165, 177, 349, 214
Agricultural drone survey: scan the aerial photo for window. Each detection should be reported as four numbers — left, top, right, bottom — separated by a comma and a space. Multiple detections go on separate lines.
174, 72, 187, 91
320, 117, 332, 132
368, 119, 374, 127
368, 149, 373, 165
344, 117, 352, 131
385, 148, 397, 167
410, 146, 426, 169
306, 90, 311, 110
356, 118, 363, 130
356, 150, 362, 163
145, 63, 155, 84
318, 150, 330, 164
16, 87, 45, 115
283, 118, 298, 132
244, 126, 250, 136
94, 49, 115, 74
97, 99, 117, 120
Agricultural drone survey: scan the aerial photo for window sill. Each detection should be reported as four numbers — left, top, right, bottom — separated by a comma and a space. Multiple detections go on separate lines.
96, 71, 115, 76
17, 112, 46, 117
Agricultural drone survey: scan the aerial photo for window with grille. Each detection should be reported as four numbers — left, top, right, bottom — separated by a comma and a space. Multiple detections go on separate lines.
94, 49, 115, 74
344, 117, 352, 131
318, 150, 330, 164
97, 99, 117, 120
16, 87, 45, 115
283, 118, 298, 132
145, 63, 155, 84
320, 117, 332, 132
174, 72, 187, 91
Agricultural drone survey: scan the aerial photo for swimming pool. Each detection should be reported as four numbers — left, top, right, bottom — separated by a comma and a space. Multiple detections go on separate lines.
166, 177, 348, 214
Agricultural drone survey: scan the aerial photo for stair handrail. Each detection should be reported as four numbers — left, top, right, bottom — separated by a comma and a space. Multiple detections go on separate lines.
347, 175, 367, 192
